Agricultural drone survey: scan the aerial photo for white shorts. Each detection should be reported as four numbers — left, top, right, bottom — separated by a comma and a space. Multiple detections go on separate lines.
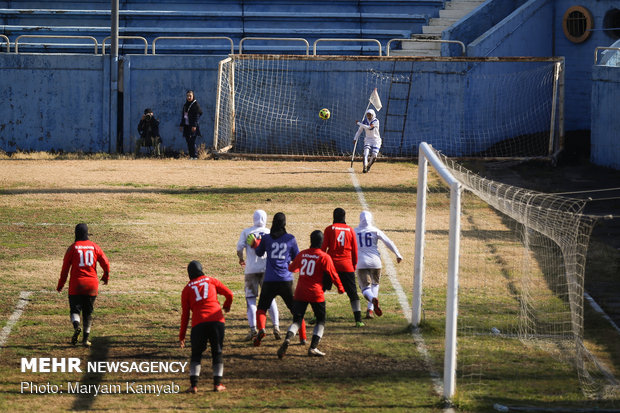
364, 139, 382, 156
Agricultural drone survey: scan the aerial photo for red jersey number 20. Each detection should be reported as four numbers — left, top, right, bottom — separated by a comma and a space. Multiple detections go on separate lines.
300, 258, 316, 276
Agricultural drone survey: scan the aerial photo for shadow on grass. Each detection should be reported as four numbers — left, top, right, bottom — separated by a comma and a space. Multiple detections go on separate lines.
71, 336, 110, 411
1, 185, 417, 196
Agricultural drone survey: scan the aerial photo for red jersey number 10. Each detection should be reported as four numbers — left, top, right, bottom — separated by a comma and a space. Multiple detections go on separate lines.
77, 249, 94, 267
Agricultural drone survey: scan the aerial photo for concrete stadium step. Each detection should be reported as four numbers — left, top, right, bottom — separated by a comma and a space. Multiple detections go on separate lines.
388, 48, 439, 57
418, 0, 485, 45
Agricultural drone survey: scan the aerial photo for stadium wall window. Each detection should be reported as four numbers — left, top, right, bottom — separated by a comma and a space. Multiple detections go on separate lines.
603, 8, 620, 40
562, 5, 593, 43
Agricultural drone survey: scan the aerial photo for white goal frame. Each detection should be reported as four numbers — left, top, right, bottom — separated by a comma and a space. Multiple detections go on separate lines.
413, 142, 462, 399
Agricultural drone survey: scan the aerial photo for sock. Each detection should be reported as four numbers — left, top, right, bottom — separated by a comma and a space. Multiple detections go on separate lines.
256, 309, 267, 331
190, 375, 198, 387
83, 315, 92, 334
213, 362, 223, 378
268, 300, 279, 328
351, 300, 362, 322
312, 323, 325, 339
70, 313, 80, 327
213, 376, 222, 387
285, 330, 294, 342
82, 332, 90, 342
246, 296, 257, 329
310, 334, 321, 349
299, 319, 307, 341
287, 322, 300, 338
361, 287, 374, 304
354, 311, 362, 322
72, 321, 80, 330
371, 283, 380, 300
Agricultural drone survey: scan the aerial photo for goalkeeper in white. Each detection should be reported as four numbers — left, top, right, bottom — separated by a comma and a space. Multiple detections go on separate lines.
237, 210, 280, 341
354, 109, 381, 173
354, 210, 403, 318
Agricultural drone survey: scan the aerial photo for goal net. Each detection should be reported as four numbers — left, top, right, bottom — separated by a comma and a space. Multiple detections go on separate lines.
214, 55, 563, 159
414, 143, 619, 402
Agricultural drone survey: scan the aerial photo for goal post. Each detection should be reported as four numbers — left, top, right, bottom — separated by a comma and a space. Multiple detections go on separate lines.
413, 142, 617, 402
414, 142, 462, 399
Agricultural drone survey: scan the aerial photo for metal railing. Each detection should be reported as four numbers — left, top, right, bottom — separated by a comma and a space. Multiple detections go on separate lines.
594, 47, 620, 64
386, 38, 466, 56
102, 36, 148, 55
152, 36, 234, 55
239, 37, 309, 55
15, 35, 98, 54
313, 38, 382, 56
0, 35, 9, 53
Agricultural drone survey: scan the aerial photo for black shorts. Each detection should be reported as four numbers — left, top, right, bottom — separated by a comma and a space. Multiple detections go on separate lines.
291, 301, 326, 325
257, 281, 295, 312
190, 321, 225, 364
69, 295, 96, 315
338, 272, 359, 302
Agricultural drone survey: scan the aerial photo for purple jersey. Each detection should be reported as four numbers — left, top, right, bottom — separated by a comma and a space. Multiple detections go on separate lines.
255, 233, 299, 282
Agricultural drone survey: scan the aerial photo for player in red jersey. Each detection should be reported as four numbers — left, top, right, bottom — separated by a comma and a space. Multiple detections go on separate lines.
278, 230, 344, 358
179, 260, 233, 393
321, 207, 364, 327
57, 223, 110, 347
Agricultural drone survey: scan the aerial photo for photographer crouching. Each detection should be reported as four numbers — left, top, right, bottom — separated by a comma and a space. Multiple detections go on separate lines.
137, 108, 162, 156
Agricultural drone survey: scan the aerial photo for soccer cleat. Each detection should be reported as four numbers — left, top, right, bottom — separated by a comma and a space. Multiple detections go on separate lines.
82, 340, 92, 348
273, 327, 281, 340
355, 321, 365, 328
308, 347, 326, 357
253, 329, 266, 347
213, 384, 226, 392
71, 327, 81, 345
185, 386, 198, 394
244, 328, 258, 342
362, 166, 367, 174
277, 339, 290, 359
308, 316, 316, 325
299, 339, 307, 345
365, 309, 374, 319
372, 297, 383, 317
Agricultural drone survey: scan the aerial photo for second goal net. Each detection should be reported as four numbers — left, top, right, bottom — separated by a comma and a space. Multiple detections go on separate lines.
414, 142, 619, 402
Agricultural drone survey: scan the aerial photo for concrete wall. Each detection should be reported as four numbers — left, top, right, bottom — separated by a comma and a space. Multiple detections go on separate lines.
466, 0, 554, 57
122, 55, 223, 153
554, 0, 620, 132
0, 54, 110, 152
591, 65, 620, 170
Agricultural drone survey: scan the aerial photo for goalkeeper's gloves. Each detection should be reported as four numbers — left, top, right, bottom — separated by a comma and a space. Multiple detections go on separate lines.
246, 233, 261, 248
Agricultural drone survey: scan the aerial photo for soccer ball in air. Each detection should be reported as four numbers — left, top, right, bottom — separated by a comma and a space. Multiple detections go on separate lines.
319, 108, 331, 120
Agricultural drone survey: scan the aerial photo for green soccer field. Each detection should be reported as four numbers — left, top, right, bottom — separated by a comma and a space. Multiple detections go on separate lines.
0, 158, 617, 412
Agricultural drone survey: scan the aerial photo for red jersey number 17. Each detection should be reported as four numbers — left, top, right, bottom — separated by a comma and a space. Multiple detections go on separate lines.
191, 281, 210, 302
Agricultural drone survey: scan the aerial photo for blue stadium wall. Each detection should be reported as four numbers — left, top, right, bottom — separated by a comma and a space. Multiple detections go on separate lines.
0, 0, 619, 167
591, 65, 620, 170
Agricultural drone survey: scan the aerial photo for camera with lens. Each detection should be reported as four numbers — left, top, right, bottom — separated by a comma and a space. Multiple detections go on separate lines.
145, 113, 153, 122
